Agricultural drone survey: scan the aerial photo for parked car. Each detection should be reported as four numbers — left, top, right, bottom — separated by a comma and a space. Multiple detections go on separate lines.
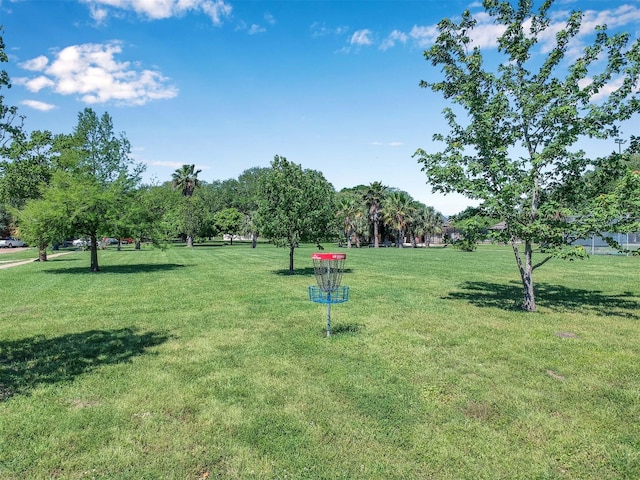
102, 237, 119, 245
120, 238, 134, 244
0, 237, 27, 248
72, 238, 89, 247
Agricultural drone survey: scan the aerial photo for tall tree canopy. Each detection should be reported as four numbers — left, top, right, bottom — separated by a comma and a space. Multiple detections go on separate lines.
18, 109, 143, 271
415, 0, 640, 311
363, 181, 388, 248
257, 155, 336, 274
171, 164, 202, 197
0, 30, 23, 151
171, 164, 202, 247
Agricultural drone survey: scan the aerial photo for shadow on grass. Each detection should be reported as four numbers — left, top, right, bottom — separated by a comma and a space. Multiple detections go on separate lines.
272, 267, 354, 276
0, 327, 171, 401
330, 323, 365, 335
43, 263, 188, 275
445, 280, 640, 318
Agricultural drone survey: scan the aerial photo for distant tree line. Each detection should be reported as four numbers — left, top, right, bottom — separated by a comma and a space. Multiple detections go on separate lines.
0, 33, 446, 273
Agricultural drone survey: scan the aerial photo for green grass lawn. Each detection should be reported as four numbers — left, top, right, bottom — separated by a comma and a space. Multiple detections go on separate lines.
1, 243, 639, 479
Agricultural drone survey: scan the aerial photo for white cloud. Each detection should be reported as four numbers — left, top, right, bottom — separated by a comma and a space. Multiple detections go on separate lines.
147, 159, 210, 171
89, 5, 110, 24
408, 25, 439, 49
248, 24, 266, 35
19, 55, 49, 71
201, 0, 232, 25
350, 29, 373, 46
16, 41, 178, 106
20, 99, 57, 112
14, 75, 55, 92
80, 0, 232, 24
466, 12, 506, 49
148, 160, 187, 168
310, 22, 349, 38
264, 12, 276, 25
380, 30, 408, 51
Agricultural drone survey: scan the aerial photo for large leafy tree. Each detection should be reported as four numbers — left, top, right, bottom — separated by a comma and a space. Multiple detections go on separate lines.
0, 30, 23, 151
20, 109, 143, 271
236, 167, 270, 248
257, 155, 336, 274
0, 130, 55, 241
0, 30, 26, 235
415, 0, 640, 311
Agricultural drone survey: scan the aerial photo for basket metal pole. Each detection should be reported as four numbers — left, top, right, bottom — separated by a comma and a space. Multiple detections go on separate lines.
326, 295, 332, 337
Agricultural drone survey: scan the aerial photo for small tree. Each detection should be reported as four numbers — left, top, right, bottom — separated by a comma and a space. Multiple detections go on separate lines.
415, 0, 640, 310
257, 155, 336, 274
14, 195, 61, 261
214, 207, 244, 245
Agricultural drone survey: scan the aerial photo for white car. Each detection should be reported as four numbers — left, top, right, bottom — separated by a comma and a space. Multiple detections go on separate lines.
0, 237, 27, 248
72, 238, 89, 247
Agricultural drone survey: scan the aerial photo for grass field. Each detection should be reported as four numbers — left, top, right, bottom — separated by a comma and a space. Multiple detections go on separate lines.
1, 243, 639, 479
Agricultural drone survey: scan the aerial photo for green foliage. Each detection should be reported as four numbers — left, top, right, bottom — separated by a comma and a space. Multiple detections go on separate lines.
448, 209, 495, 251
171, 164, 203, 246
335, 190, 367, 248
0, 130, 55, 209
362, 181, 388, 247
381, 190, 415, 247
171, 164, 201, 197
213, 207, 244, 243
415, 0, 640, 310
13, 109, 144, 270
257, 155, 336, 273
0, 30, 24, 150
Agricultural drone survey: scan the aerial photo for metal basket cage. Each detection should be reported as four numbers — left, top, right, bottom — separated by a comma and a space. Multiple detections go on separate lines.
312, 257, 346, 292
308, 285, 349, 304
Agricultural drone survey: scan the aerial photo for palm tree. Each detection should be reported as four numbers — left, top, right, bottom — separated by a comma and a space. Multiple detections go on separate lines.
171, 164, 202, 247
363, 181, 387, 248
410, 204, 444, 247
382, 191, 416, 247
335, 193, 364, 248
171, 164, 202, 197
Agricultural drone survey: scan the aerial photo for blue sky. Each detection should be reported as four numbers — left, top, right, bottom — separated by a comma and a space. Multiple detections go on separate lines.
1, 0, 639, 216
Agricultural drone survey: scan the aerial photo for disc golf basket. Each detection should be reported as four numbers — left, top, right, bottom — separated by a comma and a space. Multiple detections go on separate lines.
308, 253, 349, 337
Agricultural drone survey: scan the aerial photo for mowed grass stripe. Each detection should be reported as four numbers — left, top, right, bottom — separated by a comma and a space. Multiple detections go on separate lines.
1, 243, 639, 478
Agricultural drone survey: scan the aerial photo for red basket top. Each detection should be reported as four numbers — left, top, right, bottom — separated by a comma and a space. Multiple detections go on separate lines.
311, 253, 346, 260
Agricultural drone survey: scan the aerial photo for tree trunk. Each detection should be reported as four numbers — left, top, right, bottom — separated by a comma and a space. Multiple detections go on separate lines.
38, 248, 47, 262
135, 240, 141, 250
251, 232, 257, 248
90, 233, 99, 272
289, 244, 295, 274
187, 236, 193, 248
373, 220, 380, 248
511, 238, 536, 311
